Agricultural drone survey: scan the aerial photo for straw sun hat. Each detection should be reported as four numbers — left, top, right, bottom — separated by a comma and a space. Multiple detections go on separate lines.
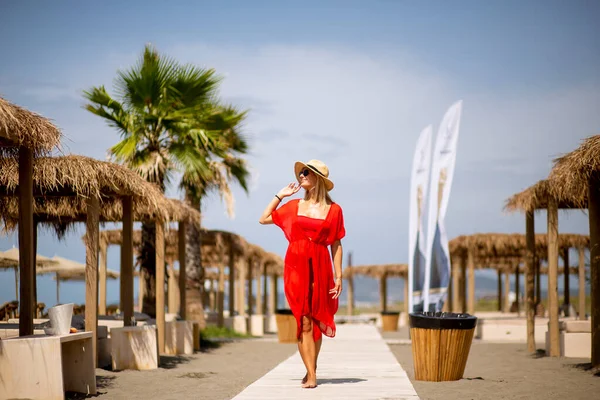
294, 159, 334, 191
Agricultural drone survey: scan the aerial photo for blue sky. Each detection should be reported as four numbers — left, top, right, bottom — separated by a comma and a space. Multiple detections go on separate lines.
0, 1, 597, 307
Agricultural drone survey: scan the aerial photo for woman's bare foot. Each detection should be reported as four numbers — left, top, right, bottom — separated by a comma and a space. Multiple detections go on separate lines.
301, 367, 316, 384
301, 373, 317, 389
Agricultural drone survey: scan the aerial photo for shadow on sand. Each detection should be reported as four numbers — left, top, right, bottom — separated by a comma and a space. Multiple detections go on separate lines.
570, 362, 600, 377
160, 354, 193, 369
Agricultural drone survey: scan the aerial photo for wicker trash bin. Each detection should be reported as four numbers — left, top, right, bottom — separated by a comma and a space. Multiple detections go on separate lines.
381, 311, 400, 331
409, 311, 477, 382
275, 309, 297, 343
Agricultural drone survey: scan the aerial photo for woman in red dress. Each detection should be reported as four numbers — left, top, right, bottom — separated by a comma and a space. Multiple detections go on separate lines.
259, 159, 345, 389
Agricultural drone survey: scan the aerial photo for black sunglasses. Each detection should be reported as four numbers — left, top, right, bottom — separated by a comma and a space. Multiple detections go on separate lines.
299, 168, 311, 177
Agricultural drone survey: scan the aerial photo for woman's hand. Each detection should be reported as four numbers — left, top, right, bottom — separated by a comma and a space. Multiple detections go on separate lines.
278, 182, 301, 198
329, 278, 343, 300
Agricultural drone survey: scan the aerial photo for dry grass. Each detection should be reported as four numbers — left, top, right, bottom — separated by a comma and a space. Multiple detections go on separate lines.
0, 96, 62, 154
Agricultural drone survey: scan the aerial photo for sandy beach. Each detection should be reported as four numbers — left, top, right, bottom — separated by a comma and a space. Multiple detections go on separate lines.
86, 336, 296, 400
390, 337, 600, 400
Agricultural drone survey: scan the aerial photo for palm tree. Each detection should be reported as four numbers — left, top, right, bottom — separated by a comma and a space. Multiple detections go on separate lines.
83, 44, 248, 317
180, 105, 250, 328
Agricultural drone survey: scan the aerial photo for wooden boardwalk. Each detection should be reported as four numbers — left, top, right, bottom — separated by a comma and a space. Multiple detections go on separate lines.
232, 324, 420, 400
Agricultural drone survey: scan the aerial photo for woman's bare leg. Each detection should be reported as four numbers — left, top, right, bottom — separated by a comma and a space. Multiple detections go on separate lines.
298, 316, 317, 388
302, 337, 322, 384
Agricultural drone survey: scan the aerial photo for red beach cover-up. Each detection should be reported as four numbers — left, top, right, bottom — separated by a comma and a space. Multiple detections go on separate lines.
272, 199, 346, 341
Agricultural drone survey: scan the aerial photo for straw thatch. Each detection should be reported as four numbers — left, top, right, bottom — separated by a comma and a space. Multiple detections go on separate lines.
0, 156, 173, 233
0, 96, 61, 154
504, 180, 583, 212
343, 264, 408, 279
548, 135, 600, 208
98, 228, 284, 275
449, 233, 589, 264
38, 255, 119, 281
0, 247, 58, 269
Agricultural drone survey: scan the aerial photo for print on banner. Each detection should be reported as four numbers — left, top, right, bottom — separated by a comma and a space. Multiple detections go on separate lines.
408, 126, 433, 313
423, 100, 463, 312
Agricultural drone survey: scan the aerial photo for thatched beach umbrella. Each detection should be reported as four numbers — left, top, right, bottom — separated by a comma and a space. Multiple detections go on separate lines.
37, 255, 119, 304
0, 246, 58, 301
0, 155, 169, 359
506, 177, 587, 356
448, 232, 589, 317
547, 135, 599, 366
0, 96, 61, 336
343, 264, 408, 313
99, 227, 283, 329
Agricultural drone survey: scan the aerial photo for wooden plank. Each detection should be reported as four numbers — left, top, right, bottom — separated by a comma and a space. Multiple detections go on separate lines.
526, 210, 536, 353
588, 177, 600, 367
547, 197, 560, 357
497, 269, 502, 312
85, 196, 99, 366
61, 335, 97, 395
156, 221, 166, 354
452, 257, 461, 312
232, 324, 419, 399
121, 196, 134, 326
467, 250, 475, 315
228, 236, 235, 318
563, 248, 570, 310
178, 221, 186, 319
99, 241, 107, 315
504, 270, 510, 313
18, 146, 34, 337
380, 274, 387, 312
579, 246, 586, 321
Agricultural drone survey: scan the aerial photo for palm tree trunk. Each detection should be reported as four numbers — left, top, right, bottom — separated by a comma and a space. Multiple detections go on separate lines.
139, 221, 157, 317
185, 193, 206, 329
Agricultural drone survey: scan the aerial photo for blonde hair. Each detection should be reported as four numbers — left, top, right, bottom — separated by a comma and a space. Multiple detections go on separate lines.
304, 175, 332, 205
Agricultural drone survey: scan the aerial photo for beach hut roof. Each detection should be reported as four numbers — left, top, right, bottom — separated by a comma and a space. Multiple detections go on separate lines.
449, 233, 589, 263
504, 179, 582, 212
343, 264, 408, 279
97, 228, 284, 274
548, 135, 600, 208
0, 96, 62, 154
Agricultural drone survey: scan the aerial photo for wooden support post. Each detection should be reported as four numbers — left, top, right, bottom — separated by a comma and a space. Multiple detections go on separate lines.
515, 264, 520, 315
99, 240, 107, 315
579, 246, 586, 320
380, 274, 388, 312
237, 258, 246, 317
404, 276, 409, 314
33, 221, 38, 316
504, 270, 511, 313
526, 210, 536, 353
453, 257, 461, 313
268, 275, 276, 316
85, 196, 100, 366
347, 252, 354, 316
228, 237, 235, 317
262, 268, 268, 315
56, 273, 60, 304
497, 269, 503, 312
547, 197, 560, 357
18, 146, 34, 337
256, 263, 263, 315
563, 248, 571, 313
273, 276, 279, 310
247, 260, 254, 316
155, 221, 166, 354
178, 221, 186, 320
168, 262, 178, 314
460, 256, 467, 313
467, 250, 475, 315
587, 175, 600, 366
121, 196, 134, 326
